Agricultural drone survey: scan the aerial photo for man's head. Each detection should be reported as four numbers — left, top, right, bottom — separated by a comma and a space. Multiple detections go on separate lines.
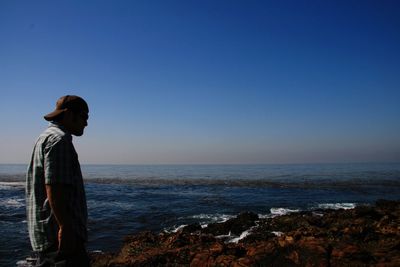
44, 95, 89, 136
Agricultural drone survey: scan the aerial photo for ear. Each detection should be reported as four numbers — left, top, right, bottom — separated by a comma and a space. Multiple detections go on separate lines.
62, 109, 74, 121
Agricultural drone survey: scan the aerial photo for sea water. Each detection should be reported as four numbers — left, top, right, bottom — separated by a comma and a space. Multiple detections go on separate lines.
1, 163, 400, 266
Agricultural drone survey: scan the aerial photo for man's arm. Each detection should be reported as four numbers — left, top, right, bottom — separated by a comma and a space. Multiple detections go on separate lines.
45, 184, 76, 253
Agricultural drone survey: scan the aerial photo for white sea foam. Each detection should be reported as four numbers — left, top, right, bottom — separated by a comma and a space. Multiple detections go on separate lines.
317, 203, 356, 210
194, 214, 236, 228
170, 224, 188, 233
190, 214, 234, 223
258, 213, 273, 219
228, 229, 252, 243
16, 256, 38, 267
184, 213, 235, 228
215, 227, 255, 244
215, 231, 232, 240
165, 214, 235, 233
272, 231, 283, 237
258, 208, 300, 219
0, 197, 25, 208
270, 208, 300, 216
0, 181, 25, 190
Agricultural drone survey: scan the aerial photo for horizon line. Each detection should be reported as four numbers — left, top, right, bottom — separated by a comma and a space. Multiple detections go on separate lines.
1, 161, 400, 166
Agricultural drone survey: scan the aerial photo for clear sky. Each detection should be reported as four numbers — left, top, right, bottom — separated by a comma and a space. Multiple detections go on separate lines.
1, 0, 399, 164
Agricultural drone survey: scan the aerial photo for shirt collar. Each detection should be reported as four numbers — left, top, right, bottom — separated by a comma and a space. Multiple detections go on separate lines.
49, 122, 73, 141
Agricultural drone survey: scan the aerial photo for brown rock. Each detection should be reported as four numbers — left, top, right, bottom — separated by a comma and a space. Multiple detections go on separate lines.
246, 242, 276, 257
233, 257, 255, 267
287, 250, 300, 264
190, 252, 210, 267
209, 242, 224, 255
214, 255, 236, 266
90, 200, 400, 267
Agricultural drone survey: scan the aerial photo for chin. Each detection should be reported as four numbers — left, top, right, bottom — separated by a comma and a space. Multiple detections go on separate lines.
73, 131, 84, 136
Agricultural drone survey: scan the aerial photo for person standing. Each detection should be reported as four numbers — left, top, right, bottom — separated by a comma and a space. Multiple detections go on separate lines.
26, 95, 90, 266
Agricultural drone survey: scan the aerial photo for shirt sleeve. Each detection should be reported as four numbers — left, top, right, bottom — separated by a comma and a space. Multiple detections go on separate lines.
44, 137, 74, 185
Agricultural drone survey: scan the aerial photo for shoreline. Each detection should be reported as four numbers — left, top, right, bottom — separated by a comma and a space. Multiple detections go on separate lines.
90, 199, 400, 266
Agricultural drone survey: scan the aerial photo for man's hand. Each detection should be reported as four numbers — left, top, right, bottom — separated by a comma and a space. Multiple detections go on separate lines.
45, 184, 76, 253
58, 225, 77, 254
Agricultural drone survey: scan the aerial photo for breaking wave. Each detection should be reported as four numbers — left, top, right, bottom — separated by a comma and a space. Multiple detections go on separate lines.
0, 181, 25, 190
0, 197, 25, 208
270, 208, 300, 216
317, 203, 356, 210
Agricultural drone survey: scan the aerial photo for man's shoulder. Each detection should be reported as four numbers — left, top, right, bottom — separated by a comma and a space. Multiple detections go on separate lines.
38, 124, 71, 146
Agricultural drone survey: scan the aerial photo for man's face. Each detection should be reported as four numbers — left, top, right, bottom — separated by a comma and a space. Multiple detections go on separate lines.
64, 109, 89, 136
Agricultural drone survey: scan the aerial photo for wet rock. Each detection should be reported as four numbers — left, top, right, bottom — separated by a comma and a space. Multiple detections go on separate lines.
91, 200, 400, 267
204, 212, 259, 236
182, 223, 202, 234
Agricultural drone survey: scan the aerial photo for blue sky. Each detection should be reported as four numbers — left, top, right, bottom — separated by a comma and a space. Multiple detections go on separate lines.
1, 0, 399, 164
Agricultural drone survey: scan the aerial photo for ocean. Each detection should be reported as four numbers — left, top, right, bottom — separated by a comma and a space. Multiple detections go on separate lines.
1, 163, 400, 266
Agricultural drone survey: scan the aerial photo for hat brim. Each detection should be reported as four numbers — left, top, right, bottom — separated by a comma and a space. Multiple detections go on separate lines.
44, 108, 67, 121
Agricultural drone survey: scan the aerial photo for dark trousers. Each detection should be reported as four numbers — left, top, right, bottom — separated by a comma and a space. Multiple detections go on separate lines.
35, 243, 90, 267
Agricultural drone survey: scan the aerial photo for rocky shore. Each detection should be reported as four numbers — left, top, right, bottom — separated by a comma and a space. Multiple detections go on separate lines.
91, 200, 400, 266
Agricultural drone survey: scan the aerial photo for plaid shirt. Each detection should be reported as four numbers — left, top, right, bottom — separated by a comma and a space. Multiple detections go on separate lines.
26, 123, 88, 251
